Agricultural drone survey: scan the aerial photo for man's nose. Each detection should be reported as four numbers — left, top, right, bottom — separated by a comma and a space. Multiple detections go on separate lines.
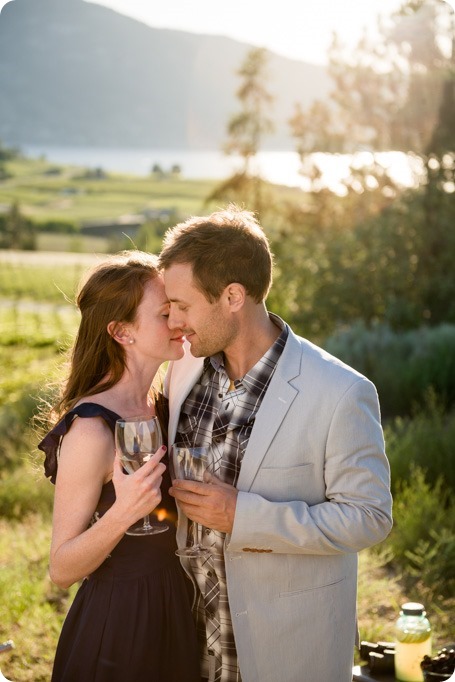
167, 307, 182, 330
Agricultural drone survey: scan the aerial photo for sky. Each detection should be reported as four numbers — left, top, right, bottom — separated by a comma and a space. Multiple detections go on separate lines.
2, 0, 452, 65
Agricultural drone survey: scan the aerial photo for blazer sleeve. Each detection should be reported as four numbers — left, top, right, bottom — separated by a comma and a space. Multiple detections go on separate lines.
227, 377, 393, 555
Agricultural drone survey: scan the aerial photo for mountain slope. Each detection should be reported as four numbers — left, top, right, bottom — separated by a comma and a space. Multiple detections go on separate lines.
0, 0, 331, 150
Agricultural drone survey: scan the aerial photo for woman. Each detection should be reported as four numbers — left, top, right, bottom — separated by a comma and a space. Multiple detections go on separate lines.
38, 251, 200, 682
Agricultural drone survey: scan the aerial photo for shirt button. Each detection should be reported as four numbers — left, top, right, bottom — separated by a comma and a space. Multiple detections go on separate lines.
218, 393, 223, 398
205, 528, 211, 535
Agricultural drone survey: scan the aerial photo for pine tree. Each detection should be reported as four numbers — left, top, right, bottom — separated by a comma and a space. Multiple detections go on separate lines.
206, 47, 274, 217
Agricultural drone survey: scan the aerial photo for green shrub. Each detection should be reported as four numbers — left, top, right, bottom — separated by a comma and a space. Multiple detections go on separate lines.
385, 467, 455, 599
37, 219, 78, 234
405, 527, 455, 601
324, 322, 455, 417
385, 394, 455, 494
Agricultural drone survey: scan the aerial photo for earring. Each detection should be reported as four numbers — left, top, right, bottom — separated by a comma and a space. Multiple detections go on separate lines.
129, 339, 134, 344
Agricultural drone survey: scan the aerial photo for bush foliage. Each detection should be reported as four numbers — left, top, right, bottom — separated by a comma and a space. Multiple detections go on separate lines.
324, 323, 455, 418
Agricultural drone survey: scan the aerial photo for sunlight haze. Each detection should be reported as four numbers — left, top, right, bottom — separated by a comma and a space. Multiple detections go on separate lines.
82, 0, 407, 64
85, 0, 455, 64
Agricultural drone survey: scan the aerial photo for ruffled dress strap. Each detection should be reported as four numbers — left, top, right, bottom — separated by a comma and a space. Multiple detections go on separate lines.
38, 403, 121, 484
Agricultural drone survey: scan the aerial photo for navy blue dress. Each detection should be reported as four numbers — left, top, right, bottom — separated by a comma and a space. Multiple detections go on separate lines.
39, 403, 200, 682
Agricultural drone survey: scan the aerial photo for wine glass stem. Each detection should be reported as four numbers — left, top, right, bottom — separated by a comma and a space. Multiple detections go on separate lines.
143, 514, 152, 531
191, 520, 199, 547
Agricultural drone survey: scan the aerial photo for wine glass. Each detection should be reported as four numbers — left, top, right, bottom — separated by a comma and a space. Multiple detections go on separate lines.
115, 416, 169, 536
171, 443, 211, 558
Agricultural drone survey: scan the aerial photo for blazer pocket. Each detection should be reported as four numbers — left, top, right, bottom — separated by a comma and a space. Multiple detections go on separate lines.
252, 463, 314, 502
279, 575, 346, 598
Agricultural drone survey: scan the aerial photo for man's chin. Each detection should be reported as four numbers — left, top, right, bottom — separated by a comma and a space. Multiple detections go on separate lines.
188, 344, 203, 358
186, 338, 207, 358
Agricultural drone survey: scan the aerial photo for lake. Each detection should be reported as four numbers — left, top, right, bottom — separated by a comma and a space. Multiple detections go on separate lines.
22, 145, 423, 194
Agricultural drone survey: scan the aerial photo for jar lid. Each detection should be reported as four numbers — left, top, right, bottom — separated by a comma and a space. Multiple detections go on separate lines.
402, 602, 425, 615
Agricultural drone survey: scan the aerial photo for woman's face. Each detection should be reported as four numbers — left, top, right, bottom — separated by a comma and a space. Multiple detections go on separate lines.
131, 275, 185, 363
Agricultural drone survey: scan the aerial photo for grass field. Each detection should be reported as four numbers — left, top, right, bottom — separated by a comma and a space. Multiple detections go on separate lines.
0, 156, 218, 224
0, 250, 100, 302
0, 155, 304, 232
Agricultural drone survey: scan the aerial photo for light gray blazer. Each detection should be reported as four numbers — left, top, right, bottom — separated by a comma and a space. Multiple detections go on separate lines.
166, 327, 393, 682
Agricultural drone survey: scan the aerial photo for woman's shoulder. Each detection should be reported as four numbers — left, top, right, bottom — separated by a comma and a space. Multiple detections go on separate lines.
71, 400, 121, 422
38, 402, 119, 483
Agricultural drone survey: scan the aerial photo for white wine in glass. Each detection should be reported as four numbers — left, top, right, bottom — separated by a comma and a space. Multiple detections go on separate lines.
171, 444, 211, 558
115, 416, 169, 536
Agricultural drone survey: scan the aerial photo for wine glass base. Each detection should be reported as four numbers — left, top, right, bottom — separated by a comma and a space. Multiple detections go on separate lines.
126, 524, 169, 536
175, 545, 211, 558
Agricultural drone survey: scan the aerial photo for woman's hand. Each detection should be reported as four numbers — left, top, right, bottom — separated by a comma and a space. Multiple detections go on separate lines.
50, 421, 167, 589
112, 446, 167, 528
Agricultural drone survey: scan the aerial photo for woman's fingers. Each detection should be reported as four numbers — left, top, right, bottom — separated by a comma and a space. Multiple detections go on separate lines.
114, 445, 167, 479
138, 446, 167, 479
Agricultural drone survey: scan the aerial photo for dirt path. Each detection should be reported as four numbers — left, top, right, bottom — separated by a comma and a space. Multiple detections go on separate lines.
0, 249, 102, 267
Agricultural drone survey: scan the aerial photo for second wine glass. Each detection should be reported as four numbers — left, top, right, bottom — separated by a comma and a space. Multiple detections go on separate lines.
171, 444, 211, 558
115, 415, 169, 536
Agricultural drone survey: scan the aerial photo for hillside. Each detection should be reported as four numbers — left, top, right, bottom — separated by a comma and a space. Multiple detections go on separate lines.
0, 0, 331, 150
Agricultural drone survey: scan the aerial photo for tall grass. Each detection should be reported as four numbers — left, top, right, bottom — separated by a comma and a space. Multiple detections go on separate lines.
0, 516, 77, 682
0, 259, 91, 302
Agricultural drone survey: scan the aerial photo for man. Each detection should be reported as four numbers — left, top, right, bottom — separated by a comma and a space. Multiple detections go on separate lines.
159, 205, 393, 682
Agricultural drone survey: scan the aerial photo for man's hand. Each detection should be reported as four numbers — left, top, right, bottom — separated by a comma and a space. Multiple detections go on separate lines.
169, 472, 238, 534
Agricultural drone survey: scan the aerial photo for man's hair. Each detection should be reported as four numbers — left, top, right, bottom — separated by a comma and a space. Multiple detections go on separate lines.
159, 204, 273, 302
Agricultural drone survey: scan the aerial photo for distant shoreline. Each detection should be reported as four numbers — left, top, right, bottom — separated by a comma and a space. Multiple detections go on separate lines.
21, 145, 421, 192
21, 145, 303, 186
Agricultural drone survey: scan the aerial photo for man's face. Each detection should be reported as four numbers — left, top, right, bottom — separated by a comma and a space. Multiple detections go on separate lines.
163, 262, 237, 357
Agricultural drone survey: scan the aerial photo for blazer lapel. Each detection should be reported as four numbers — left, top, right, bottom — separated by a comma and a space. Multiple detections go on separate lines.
167, 332, 303, 488
237, 330, 302, 491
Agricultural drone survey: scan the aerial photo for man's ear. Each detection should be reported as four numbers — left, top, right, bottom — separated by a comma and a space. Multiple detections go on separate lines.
224, 283, 245, 312
107, 321, 133, 345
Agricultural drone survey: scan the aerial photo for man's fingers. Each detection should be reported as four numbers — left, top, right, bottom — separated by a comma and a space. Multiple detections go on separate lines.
170, 479, 211, 495
203, 471, 233, 488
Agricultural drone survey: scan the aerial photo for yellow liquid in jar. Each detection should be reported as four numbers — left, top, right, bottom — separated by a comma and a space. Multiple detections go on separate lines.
394, 637, 432, 682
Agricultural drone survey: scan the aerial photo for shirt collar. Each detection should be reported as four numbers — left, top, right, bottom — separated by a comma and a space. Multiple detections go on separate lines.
203, 314, 288, 397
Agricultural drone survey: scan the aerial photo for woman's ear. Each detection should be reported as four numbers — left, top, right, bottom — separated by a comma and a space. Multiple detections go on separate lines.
107, 321, 133, 345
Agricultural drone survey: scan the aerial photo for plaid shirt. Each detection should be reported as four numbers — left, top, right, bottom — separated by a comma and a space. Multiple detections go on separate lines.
176, 314, 288, 682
